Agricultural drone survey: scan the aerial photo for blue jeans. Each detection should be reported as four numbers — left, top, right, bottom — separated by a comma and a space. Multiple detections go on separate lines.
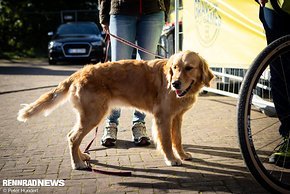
260, 7, 290, 136
107, 12, 165, 125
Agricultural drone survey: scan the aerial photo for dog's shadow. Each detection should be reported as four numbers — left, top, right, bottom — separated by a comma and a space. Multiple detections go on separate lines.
80, 144, 271, 193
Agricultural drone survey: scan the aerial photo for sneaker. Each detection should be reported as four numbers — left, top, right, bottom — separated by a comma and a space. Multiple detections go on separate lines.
132, 122, 151, 146
101, 123, 118, 147
269, 136, 290, 166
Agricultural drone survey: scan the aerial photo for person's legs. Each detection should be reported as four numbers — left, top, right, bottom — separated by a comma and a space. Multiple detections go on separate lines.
132, 110, 150, 146
260, 7, 290, 137
101, 15, 138, 147
132, 110, 146, 124
260, 7, 290, 163
136, 12, 164, 125
106, 109, 121, 125
109, 14, 137, 60
136, 11, 165, 60
130, 12, 165, 145
101, 109, 120, 147
109, 14, 138, 124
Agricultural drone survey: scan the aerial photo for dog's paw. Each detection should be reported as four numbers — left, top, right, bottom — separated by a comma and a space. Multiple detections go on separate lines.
165, 158, 182, 166
71, 161, 89, 170
80, 152, 91, 161
180, 152, 192, 161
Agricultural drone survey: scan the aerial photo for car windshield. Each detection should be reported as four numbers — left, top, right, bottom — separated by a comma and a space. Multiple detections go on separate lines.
57, 23, 100, 35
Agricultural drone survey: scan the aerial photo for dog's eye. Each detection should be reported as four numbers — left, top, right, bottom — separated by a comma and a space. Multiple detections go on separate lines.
173, 65, 177, 69
185, 66, 193, 71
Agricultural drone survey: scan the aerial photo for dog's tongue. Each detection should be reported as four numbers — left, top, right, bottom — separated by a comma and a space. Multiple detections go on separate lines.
175, 90, 183, 96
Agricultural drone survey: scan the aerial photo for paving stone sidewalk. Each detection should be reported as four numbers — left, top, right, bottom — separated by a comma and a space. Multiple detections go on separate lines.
0, 59, 269, 193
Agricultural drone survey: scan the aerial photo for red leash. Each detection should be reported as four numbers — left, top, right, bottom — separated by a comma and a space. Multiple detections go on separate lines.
84, 127, 132, 176
104, 33, 111, 62
105, 32, 165, 60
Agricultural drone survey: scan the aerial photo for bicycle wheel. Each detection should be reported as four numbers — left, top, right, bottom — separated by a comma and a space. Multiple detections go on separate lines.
237, 35, 290, 193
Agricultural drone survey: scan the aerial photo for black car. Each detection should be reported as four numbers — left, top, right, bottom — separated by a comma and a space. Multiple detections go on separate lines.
48, 22, 105, 65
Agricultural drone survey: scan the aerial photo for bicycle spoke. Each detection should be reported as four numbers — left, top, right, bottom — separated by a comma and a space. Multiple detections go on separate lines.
238, 35, 290, 193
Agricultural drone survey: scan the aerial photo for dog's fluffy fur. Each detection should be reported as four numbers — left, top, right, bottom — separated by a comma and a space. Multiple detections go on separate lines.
17, 50, 214, 169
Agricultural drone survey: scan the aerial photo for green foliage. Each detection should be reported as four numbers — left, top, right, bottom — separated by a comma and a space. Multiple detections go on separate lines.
0, 0, 99, 59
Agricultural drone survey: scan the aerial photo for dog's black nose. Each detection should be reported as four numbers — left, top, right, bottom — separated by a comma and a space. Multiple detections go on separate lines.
172, 80, 181, 89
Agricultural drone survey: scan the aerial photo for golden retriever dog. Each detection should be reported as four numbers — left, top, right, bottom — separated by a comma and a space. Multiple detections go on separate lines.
17, 50, 214, 170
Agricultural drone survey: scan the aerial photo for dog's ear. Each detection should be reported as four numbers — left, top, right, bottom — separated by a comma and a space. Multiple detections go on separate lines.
199, 56, 215, 87
165, 55, 174, 89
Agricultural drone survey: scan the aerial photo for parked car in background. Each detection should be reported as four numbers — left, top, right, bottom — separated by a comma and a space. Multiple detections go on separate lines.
48, 22, 105, 65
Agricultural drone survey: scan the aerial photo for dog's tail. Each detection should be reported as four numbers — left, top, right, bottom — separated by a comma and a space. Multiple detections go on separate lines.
17, 71, 79, 122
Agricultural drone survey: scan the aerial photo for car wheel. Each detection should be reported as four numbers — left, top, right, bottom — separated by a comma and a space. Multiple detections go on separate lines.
48, 59, 57, 65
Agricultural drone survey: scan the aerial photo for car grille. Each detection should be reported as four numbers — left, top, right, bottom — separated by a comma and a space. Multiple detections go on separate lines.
62, 42, 92, 57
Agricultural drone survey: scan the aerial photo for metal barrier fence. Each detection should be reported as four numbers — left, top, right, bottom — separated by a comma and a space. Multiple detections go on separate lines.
204, 68, 276, 116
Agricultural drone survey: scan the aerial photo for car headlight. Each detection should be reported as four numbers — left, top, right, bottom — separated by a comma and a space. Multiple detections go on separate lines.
91, 41, 102, 46
48, 41, 62, 49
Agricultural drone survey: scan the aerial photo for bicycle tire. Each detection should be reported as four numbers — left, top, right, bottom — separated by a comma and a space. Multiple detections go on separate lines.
237, 35, 290, 193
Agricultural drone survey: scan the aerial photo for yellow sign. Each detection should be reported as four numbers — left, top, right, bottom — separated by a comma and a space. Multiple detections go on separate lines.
182, 0, 266, 68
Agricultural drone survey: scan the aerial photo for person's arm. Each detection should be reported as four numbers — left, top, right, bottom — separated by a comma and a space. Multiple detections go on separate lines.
257, 0, 268, 7
164, 0, 171, 22
99, 0, 110, 32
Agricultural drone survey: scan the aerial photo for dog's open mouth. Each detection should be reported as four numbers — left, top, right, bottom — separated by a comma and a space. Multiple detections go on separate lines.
175, 80, 194, 97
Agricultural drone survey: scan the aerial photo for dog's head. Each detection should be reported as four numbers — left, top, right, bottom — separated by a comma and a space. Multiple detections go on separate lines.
166, 50, 214, 98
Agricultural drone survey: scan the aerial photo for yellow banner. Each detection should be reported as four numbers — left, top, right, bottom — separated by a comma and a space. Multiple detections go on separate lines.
182, 0, 266, 68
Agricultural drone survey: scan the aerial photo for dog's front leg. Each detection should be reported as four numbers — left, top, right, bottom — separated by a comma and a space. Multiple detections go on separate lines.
172, 115, 192, 160
153, 116, 182, 166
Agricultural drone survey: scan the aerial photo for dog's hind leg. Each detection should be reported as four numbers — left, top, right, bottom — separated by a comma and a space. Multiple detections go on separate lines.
67, 129, 90, 161
68, 112, 107, 169
152, 115, 182, 166
172, 115, 192, 160
68, 94, 108, 170
68, 119, 93, 169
